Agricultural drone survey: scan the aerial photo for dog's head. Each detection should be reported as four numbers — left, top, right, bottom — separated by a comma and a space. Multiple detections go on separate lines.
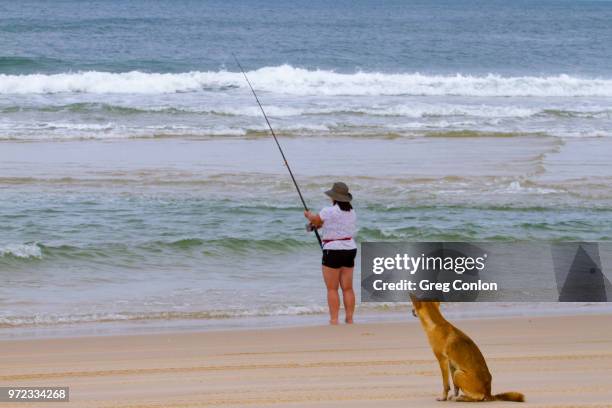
409, 293, 440, 317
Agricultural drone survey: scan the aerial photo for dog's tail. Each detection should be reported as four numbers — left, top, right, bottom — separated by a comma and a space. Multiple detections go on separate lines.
493, 392, 525, 402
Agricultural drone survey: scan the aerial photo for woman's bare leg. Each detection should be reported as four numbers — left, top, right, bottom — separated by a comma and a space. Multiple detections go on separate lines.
322, 266, 341, 325
340, 267, 355, 324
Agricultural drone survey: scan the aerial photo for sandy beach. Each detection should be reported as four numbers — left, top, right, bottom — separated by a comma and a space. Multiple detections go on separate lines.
2, 1, 612, 407
1, 313, 611, 407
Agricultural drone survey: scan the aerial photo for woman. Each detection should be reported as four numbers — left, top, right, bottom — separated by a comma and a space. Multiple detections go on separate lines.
304, 182, 357, 325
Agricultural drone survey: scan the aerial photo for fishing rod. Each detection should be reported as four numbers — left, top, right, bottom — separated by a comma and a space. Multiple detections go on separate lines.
232, 55, 323, 249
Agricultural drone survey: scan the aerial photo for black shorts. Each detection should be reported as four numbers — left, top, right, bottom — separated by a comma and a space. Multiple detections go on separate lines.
322, 248, 357, 269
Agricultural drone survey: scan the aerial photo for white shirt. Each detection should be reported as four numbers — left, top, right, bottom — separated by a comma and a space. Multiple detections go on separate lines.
319, 204, 357, 250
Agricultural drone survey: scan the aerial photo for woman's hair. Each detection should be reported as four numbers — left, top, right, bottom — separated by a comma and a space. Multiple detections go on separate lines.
333, 200, 353, 211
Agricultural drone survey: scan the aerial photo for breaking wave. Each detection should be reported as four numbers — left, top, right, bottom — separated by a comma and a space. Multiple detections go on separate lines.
2, 65, 612, 96
0, 243, 42, 259
1, 101, 542, 118
0, 238, 314, 265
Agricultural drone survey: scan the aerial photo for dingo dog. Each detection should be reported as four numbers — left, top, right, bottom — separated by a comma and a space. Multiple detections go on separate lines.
411, 296, 524, 402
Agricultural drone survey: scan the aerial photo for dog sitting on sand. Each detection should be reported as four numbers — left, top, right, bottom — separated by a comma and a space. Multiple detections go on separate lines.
410, 295, 525, 402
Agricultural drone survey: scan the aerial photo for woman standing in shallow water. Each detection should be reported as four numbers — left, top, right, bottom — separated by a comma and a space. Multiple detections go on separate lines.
304, 182, 357, 325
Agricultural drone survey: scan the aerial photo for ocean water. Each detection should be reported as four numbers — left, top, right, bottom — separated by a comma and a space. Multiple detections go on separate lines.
1, 0, 612, 335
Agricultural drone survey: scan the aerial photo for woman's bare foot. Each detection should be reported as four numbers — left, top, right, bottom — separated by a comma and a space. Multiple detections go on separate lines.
345, 317, 354, 324
329, 319, 339, 325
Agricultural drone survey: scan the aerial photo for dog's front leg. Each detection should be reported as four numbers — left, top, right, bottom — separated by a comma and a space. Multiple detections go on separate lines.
449, 362, 459, 397
436, 356, 450, 401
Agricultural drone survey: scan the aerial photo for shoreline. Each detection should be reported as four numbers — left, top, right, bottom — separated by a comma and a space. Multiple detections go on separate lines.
1, 313, 611, 407
2, 303, 612, 341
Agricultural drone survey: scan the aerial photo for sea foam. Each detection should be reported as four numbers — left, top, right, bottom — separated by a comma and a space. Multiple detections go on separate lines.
1, 65, 612, 96
0, 243, 42, 259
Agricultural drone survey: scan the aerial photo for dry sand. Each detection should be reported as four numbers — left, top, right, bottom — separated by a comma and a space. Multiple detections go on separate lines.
1, 314, 612, 407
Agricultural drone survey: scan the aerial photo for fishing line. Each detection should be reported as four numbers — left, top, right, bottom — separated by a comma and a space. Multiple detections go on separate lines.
232, 54, 323, 249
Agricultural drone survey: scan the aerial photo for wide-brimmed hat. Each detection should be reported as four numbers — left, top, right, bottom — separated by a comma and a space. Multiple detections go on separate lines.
325, 182, 352, 202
